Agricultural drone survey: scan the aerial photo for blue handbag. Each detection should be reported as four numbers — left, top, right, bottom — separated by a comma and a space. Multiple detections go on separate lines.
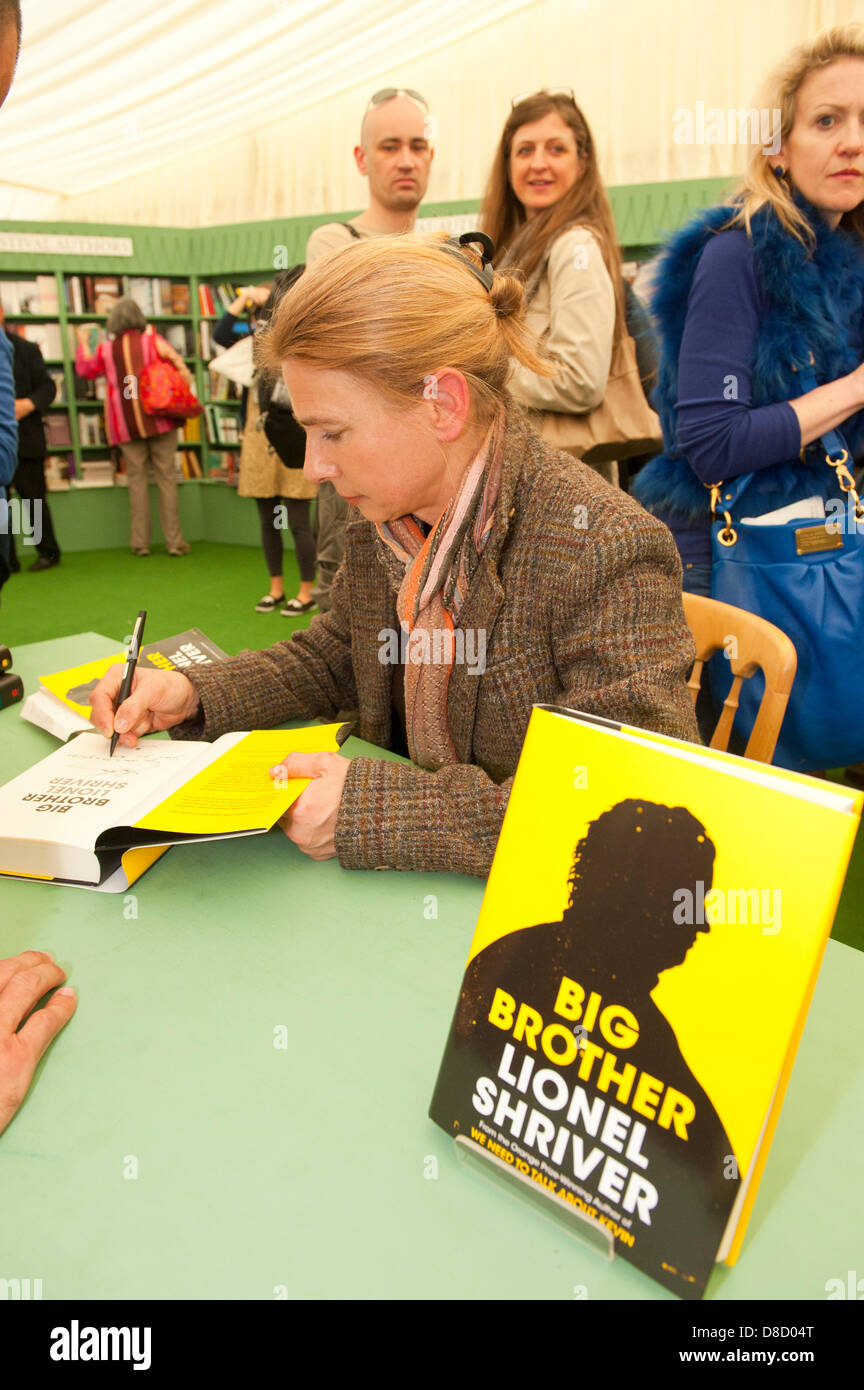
708, 369, 864, 772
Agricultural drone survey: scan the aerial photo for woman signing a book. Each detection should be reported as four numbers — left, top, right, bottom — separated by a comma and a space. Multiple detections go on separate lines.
90, 232, 698, 877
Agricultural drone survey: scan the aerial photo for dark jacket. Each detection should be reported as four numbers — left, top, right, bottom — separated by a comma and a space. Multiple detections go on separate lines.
170, 408, 699, 876
7, 330, 56, 459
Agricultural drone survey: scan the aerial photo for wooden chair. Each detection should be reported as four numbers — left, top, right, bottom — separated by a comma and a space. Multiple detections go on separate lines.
681, 592, 797, 765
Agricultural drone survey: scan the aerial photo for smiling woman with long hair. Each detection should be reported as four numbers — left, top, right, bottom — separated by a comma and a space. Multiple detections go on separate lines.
88, 232, 698, 877
481, 90, 626, 482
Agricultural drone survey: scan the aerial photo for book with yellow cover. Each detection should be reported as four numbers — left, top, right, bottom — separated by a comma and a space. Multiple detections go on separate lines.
0, 725, 346, 892
20, 629, 228, 741
429, 706, 861, 1300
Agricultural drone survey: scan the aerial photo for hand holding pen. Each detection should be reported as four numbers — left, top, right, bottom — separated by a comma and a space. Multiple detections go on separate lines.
109, 611, 147, 757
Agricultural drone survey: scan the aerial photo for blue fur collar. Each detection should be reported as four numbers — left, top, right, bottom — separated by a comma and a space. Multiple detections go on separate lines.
633, 197, 864, 524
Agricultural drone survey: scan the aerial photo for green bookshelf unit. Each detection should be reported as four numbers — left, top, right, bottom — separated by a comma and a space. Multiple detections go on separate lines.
0, 178, 734, 551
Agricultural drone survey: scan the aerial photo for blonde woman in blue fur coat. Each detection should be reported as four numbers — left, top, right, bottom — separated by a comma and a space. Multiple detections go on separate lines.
633, 23, 864, 598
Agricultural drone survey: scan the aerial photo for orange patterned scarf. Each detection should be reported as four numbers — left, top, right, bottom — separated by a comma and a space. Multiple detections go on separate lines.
375, 410, 505, 769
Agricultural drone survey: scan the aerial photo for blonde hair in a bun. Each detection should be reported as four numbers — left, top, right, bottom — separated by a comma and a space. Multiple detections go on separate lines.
257, 230, 554, 426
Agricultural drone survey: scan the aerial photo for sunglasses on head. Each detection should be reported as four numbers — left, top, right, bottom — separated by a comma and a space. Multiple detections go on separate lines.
368, 87, 429, 111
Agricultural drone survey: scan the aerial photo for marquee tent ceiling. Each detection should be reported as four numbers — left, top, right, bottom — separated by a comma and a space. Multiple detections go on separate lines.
1, 0, 536, 214
0, 0, 860, 226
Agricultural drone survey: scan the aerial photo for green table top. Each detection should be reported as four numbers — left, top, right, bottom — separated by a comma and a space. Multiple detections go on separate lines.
1, 634, 862, 1301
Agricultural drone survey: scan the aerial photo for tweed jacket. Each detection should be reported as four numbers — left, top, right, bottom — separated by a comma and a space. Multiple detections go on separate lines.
171, 408, 698, 876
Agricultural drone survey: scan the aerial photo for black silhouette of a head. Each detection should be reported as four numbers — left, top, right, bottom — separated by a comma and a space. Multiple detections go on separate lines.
564, 799, 716, 976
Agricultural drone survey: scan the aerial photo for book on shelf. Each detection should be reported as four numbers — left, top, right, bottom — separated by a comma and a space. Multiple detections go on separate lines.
1, 277, 58, 315
73, 459, 115, 488
124, 276, 155, 316
20, 628, 229, 741
199, 282, 240, 316
65, 275, 84, 314
48, 369, 67, 403
12, 321, 64, 359
428, 705, 862, 1301
64, 275, 192, 318
44, 413, 72, 448
44, 455, 74, 491
171, 283, 190, 315
78, 414, 106, 447
0, 723, 347, 892
36, 274, 59, 313
180, 415, 201, 444
217, 283, 239, 313
162, 322, 194, 356
175, 449, 203, 480
207, 452, 238, 484
93, 276, 121, 315
204, 403, 240, 445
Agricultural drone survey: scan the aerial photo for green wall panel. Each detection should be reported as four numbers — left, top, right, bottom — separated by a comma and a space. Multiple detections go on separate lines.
43, 483, 278, 553
0, 222, 193, 274
200, 485, 268, 546
0, 178, 735, 276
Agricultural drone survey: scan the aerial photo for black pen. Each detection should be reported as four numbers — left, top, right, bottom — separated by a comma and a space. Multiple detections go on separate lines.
110, 610, 147, 757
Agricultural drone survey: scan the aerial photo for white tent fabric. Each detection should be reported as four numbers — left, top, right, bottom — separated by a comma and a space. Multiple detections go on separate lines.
1, 0, 861, 225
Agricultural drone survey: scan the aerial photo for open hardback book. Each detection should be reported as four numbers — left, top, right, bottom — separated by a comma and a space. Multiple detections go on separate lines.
0, 725, 345, 892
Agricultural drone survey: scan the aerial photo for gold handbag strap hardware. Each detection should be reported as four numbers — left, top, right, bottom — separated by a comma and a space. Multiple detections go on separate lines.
824, 450, 864, 521
708, 481, 737, 546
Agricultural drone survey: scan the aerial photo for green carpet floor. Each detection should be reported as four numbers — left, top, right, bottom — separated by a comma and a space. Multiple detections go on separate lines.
2, 544, 862, 952
0, 542, 311, 656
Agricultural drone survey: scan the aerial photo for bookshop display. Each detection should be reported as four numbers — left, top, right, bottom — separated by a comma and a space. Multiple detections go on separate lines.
430, 706, 862, 1299
0, 272, 249, 489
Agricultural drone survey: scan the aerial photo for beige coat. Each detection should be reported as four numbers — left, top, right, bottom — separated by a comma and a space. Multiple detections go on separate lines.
507, 225, 618, 484
237, 392, 317, 501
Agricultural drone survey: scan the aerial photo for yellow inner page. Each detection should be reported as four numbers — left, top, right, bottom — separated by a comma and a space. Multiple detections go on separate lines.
120, 845, 171, 884
134, 726, 345, 835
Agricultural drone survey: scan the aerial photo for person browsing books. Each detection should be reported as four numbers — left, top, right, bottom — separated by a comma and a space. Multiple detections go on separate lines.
88, 232, 698, 877
75, 297, 193, 557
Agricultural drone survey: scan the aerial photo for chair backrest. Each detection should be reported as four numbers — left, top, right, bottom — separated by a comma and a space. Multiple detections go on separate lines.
681, 592, 797, 765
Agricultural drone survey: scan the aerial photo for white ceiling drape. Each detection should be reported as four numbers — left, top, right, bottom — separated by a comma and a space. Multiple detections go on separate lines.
1, 0, 861, 226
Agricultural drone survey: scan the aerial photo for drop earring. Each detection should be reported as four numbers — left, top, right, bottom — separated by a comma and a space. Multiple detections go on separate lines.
771, 164, 791, 192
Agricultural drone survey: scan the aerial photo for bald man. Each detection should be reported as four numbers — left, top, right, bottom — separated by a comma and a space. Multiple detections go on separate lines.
304, 89, 435, 611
